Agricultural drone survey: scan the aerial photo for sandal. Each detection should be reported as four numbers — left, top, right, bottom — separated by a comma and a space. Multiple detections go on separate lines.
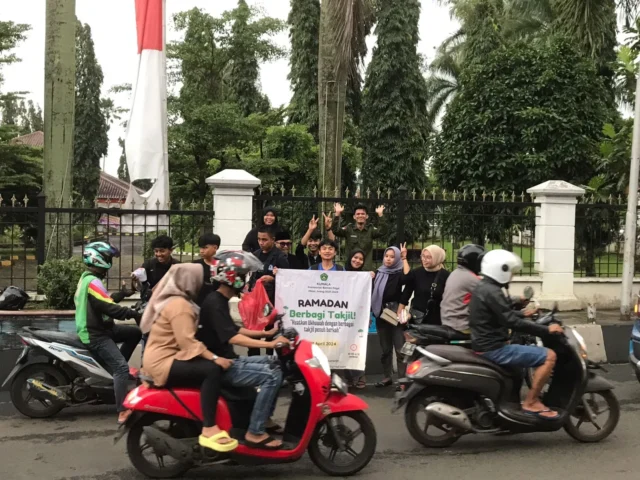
522, 408, 560, 420
375, 379, 393, 388
199, 431, 239, 453
265, 423, 285, 435
355, 378, 367, 389
244, 435, 282, 450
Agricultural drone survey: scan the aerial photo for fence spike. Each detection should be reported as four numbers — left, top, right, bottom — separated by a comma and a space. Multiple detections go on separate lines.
312, 186, 318, 197
608, 194, 613, 205
452, 190, 458, 201
291, 186, 297, 196
11, 194, 17, 207
472, 190, 477, 201
376, 186, 382, 199
511, 192, 516, 202
355, 186, 361, 198
442, 189, 448, 200
421, 189, 427, 200
387, 188, 392, 199
280, 185, 285, 195
501, 192, 507, 202
491, 191, 497, 201
155, 199, 161, 209
462, 189, 467, 201
334, 186, 340, 197
142, 198, 148, 209
23, 195, 29, 207
432, 187, 438, 200
269, 185, 275, 195
366, 188, 371, 199
618, 194, 623, 205
130, 198, 136, 209
482, 191, 487, 201
258, 186, 263, 195
179, 199, 185, 210
411, 188, 416, 200
345, 187, 350, 197
520, 191, 525, 202
106, 197, 112, 208
167, 200, 172, 209
0, 194, 3, 206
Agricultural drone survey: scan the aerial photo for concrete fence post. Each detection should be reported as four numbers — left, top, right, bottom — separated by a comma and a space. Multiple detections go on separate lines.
527, 180, 585, 310
206, 169, 261, 251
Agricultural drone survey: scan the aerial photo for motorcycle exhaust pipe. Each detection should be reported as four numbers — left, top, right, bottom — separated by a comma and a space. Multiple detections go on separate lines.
142, 426, 194, 462
26, 378, 69, 403
425, 402, 476, 432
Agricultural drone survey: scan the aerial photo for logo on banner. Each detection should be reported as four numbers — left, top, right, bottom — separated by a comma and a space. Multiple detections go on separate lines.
350, 344, 358, 352
320, 273, 328, 281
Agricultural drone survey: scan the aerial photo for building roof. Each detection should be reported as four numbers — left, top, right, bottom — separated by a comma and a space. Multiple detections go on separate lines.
9, 131, 144, 201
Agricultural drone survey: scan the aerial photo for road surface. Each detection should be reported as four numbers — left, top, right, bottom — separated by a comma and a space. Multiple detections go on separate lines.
0, 365, 638, 480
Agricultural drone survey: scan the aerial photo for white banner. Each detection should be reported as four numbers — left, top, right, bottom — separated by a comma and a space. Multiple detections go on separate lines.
275, 270, 372, 371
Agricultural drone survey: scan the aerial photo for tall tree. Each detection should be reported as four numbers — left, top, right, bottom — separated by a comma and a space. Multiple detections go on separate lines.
360, 0, 429, 193
226, 0, 285, 116
73, 22, 108, 203
117, 137, 129, 181
318, 0, 372, 194
287, 0, 321, 139
27, 100, 43, 131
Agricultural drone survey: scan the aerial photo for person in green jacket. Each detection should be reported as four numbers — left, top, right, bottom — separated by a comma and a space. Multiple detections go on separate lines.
75, 242, 141, 424
326, 202, 387, 271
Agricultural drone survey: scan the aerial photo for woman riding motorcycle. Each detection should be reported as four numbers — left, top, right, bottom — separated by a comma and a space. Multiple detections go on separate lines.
140, 263, 238, 452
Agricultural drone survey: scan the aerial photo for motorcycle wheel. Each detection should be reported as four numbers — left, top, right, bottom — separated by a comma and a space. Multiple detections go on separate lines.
405, 390, 462, 448
126, 415, 194, 479
10, 363, 67, 418
563, 390, 620, 443
308, 411, 377, 477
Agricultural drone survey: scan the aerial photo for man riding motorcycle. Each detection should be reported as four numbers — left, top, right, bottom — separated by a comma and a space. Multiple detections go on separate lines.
440, 244, 485, 333
469, 249, 563, 419
74, 242, 142, 424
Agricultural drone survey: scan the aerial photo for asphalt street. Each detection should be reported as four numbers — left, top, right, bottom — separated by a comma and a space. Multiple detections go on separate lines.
0, 365, 639, 480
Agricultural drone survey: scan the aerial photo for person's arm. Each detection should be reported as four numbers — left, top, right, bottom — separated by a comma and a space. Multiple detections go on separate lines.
87, 279, 139, 321
238, 327, 278, 339
400, 242, 410, 274
371, 211, 388, 240
229, 332, 284, 350
487, 289, 549, 337
301, 216, 319, 246
398, 270, 415, 314
329, 209, 348, 238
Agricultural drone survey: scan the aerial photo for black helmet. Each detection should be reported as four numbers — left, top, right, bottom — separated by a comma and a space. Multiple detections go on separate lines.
457, 244, 485, 275
0, 286, 29, 311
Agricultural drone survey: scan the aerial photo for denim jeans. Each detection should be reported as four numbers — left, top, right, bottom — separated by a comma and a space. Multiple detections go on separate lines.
87, 325, 141, 413
223, 356, 282, 435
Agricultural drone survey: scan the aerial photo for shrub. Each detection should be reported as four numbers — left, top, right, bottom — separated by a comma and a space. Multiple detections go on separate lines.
38, 258, 86, 309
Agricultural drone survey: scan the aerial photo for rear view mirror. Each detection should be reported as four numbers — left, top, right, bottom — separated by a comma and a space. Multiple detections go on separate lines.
523, 286, 534, 300
552, 302, 559, 314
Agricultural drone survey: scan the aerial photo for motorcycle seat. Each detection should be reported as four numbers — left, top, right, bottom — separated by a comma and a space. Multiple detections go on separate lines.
139, 373, 258, 402
425, 345, 515, 377
409, 324, 470, 341
26, 328, 87, 350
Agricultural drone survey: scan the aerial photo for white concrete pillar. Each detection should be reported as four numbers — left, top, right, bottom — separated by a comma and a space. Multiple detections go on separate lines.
527, 180, 585, 310
206, 169, 261, 251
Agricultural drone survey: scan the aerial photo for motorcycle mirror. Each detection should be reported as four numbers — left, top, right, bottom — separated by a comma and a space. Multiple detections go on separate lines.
523, 286, 534, 300
552, 302, 559, 314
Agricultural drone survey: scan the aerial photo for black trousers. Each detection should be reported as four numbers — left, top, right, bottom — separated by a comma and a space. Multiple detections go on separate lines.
165, 358, 222, 428
376, 317, 406, 379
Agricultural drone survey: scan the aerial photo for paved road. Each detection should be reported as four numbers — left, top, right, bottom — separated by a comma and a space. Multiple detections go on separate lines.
0, 365, 639, 480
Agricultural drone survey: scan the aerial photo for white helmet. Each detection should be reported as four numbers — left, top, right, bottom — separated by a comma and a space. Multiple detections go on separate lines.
480, 249, 523, 285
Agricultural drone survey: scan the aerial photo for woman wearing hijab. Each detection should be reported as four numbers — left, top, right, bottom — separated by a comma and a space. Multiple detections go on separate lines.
372, 246, 407, 389
242, 206, 284, 253
345, 249, 372, 389
398, 245, 450, 327
141, 263, 238, 453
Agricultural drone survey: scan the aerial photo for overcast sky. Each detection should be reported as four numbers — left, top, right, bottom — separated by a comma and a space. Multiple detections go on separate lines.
2, 1, 458, 176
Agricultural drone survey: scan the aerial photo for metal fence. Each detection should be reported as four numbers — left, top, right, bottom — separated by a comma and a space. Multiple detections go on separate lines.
0, 193, 213, 291
253, 187, 538, 275
574, 195, 627, 278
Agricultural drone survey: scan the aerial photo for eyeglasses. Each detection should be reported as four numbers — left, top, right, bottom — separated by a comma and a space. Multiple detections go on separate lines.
277, 241, 292, 247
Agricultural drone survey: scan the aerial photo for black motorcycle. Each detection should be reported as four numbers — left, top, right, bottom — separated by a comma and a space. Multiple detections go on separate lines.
393, 307, 619, 447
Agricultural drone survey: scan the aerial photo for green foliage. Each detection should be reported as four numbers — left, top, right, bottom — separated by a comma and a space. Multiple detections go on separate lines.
0, 21, 30, 86
598, 118, 633, 195
37, 258, 85, 309
432, 37, 610, 195
0, 140, 42, 195
360, 0, 429, 193
287, 0, 321, 139
117, 137, 129, 181
73, 22, 108, 204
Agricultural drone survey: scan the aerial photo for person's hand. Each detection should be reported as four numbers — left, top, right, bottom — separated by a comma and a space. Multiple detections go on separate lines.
400, 242, 407, 260
308, 215, 319, 231
548, 324, 564, 335
271, 336, 290, 349
265, 326, 279, 338
272, 268, 279, 275
214, 357, 234, 370
523, 307, 538, 317
323, 212, 333, 229
334, 203, 344, 216
261, 275, 275, 283
375, 205, 385, 217
370, 271, 376, 279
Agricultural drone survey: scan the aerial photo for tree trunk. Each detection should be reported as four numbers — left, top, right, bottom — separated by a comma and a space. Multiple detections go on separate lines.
318, 1, 347, 197
585, 246, 597, 277
44, 0, 76, 259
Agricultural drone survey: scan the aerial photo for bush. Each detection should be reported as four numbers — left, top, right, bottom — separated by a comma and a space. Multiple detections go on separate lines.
38, 258, 86, 309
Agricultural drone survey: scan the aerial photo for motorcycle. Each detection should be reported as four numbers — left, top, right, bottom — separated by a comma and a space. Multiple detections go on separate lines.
2, 326, 140, 418
115, 326, 377, 478
393, 306, 619, 447
629, 293, 640, 382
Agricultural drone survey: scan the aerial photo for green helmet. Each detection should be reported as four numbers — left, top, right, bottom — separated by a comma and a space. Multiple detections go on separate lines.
83, 242, 120, 270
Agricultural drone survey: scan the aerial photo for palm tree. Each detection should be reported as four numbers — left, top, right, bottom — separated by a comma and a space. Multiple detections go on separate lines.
318, 0, 373, 194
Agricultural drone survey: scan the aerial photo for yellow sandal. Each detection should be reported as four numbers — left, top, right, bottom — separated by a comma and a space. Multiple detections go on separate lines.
199, 431, 239, 453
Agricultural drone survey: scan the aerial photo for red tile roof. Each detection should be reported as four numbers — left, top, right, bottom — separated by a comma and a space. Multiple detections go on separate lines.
9, 130, 44, 147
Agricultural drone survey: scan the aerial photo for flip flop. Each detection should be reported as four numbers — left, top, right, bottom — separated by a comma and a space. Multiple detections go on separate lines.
244, 435, 283, 450
355, 378, 367, 389
375, 379, 393, 388
199, 431, 239, 453
522, 408, 560, 420
265, 424, 285, 435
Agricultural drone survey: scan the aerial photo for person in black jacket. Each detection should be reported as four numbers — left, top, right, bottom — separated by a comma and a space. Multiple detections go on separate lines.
242, 206, 283, 253
193, 233, 221, 306
470, 250, 564, 420
275, 231, 307, 269
371, 246, 406, 389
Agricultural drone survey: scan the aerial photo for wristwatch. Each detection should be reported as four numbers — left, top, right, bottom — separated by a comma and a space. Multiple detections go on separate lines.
211, 354, 219, 362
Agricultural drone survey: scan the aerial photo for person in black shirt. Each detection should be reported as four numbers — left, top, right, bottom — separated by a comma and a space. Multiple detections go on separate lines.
275, 231, 306, 270
197, 251, 290, 450
136, 235, 180, 289
193, 233, 221, 306
242, 206, 284, 253
294, 215, 334, 267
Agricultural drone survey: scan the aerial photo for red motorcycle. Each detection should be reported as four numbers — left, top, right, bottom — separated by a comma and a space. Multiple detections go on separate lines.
115, 328, 377, 478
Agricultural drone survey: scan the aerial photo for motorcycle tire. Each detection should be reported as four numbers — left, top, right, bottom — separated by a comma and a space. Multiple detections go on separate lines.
10, 363, 67, 418
563, 390, 620, 443
126, 415, 193, 479
405, 390, 461, 448
308, 411, 377, 477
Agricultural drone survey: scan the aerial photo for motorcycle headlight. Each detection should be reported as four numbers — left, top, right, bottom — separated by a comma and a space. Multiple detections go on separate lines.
306, 344, 331, 376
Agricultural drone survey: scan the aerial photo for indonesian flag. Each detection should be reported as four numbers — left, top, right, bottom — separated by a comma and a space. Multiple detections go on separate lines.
125, 0, 168, 187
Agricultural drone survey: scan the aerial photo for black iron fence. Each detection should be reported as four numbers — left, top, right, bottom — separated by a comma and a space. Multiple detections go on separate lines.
253, 187, 538, 275
0, 193, 213, 291
574, 195, 627, 278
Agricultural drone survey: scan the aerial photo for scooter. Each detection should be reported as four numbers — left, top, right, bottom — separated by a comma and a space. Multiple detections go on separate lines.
2, 326, 139, 418
115, 327, 377, 478
393, 306, 619, 447
628, 293, 640, 382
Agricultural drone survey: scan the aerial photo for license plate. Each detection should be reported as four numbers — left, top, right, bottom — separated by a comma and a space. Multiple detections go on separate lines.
401, 342, 416, 356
